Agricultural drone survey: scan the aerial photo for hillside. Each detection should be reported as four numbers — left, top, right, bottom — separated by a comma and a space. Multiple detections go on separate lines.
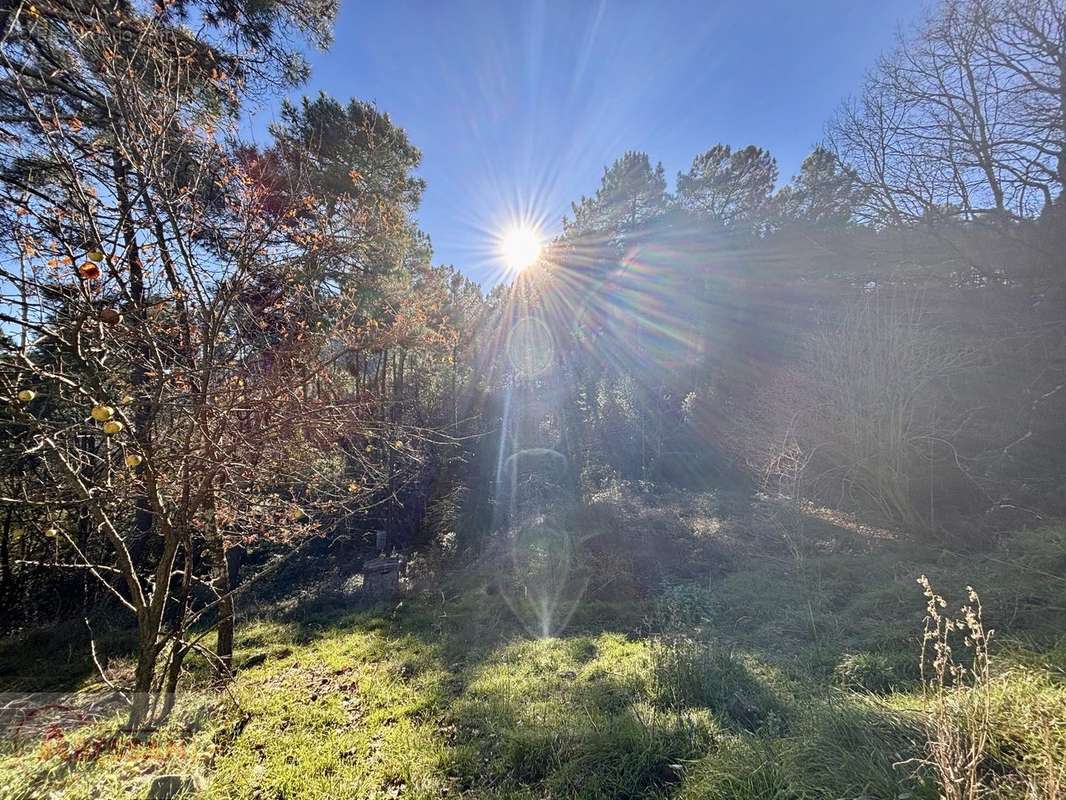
2, 489, 1063, 799
3, 1, 1066, 796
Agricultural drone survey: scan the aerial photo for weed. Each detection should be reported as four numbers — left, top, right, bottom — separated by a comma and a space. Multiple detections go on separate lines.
911, 577, 1066, 800
915, 577, 992, 800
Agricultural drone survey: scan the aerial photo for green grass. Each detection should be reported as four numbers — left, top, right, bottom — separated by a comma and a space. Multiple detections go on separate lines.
1, 512, 1064, 799
206, 622, 455, 799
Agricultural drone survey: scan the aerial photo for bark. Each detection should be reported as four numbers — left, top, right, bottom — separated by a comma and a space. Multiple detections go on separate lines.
0, 507, 13, 632
205, 490, 234, 683
128, 613, 163, 734
211, 536, 234, 683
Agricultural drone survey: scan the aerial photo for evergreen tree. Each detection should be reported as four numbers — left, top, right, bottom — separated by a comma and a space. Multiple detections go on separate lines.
563, 151, 668, 250
676, 144, 778, 229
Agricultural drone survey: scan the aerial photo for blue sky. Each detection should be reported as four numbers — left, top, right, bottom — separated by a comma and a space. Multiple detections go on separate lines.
251, 0, 925, 284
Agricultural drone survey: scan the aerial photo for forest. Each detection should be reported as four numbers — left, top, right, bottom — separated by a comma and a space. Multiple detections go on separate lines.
0, 0, 1064, 798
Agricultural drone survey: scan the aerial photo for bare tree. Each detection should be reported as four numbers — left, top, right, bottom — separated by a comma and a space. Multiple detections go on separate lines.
803, 291, 974, 531
830, 0, 1065, 225
0, 1, 433, 728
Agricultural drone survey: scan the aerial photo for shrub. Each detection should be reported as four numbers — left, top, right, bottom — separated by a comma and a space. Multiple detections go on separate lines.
802, 292, 974, 531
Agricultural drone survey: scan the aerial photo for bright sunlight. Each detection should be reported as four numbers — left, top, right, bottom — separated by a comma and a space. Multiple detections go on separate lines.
499, 225, 542, 272
5, 3, 1065, 798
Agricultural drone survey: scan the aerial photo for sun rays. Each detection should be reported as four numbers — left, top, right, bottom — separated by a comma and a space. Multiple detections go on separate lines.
499, 225, 543, 272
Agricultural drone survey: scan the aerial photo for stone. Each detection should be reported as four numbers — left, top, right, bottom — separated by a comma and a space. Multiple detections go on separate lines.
240, 652, 268, 670
147, 774, 196, 798
363, 555, 402, 600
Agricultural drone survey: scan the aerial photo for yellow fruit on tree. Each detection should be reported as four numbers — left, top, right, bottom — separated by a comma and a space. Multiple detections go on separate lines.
90, 404, 115, 421
87, 249, 104, 263
125, 454, 142, 468
102, 420, 123, 435
17, 389, 35, 402
44, 527, 59, 538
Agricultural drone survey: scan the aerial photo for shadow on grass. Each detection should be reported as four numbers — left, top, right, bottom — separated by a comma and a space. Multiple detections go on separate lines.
0, 618, 138, 693
675, 699, 937, 800
4, 509, 1062, 799
445, 635, 716, 799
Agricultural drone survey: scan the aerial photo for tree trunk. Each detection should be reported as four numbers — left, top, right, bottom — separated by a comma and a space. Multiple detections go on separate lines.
206, 490, 234, 683
128, 631, 158, 734
0, 507, 13, 633
213, 549, 235, 683
155, 545, 193, 722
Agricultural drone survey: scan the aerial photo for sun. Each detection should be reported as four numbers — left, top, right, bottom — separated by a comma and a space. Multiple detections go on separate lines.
499, 225, 542, 272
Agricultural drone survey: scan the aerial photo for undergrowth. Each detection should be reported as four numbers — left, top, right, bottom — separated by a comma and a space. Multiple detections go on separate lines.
0, 501, 1062, 800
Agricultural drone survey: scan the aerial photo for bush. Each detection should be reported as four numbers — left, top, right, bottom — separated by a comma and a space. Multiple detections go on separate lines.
801, 291, 974, 531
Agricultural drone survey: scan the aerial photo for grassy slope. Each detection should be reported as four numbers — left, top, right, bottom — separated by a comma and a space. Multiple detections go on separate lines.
1, 502, 1064, 799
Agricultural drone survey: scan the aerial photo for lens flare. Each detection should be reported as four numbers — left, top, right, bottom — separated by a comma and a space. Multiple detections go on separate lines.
499, 225, 542, 272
